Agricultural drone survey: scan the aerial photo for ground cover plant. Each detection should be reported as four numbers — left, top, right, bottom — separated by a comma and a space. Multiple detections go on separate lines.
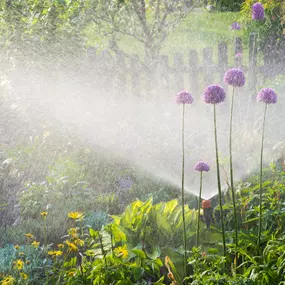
1, 1, 285, 285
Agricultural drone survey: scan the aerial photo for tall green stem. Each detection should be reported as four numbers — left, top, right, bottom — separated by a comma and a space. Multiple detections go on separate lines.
44, 218, 47, 247
181, 103, 187, 277
229, 87, 238, 263
257, 104, 267, 255
196, 171, 203, 247
213, 104, 226, 257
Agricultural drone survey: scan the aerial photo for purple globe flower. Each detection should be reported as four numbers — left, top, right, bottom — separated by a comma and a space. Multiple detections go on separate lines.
235, 53, 242, 59
257, 88, 277, 104
118, 176, 133, 189
252, 3, 264, 20
175, 90, 193, 104
195, 161, 210, 172
224, 68, 246, 87
231, 22, 241, 30
204, 85, 226, 104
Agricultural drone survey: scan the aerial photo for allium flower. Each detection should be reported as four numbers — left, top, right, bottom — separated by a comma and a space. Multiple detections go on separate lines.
231, 22, 241, 30
194, 161, 210, 172
224, 68, 245, 87
252, 3, 264, 20
257, 88, 277, 104
118, 176, 133, 189
175, 90, 193, 104
235, 53, 242, 59
204, 85, 226, 104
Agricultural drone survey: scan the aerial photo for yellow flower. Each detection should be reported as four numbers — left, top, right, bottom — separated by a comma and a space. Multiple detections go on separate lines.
13, 259, 24, 270
25, 233, 34, 239
67, 212, 84, 220
65, 241, 78, 252
26, 260, 31, 265
18, 252, 25, 256
20, 272, 28, 280
1, 275, 15, 285
14, 245, 20, 250
47, 250, 63, 256
114, 244, 128, 259
68, 228, 79, 238
67, 271, 76, 277
74, 239, 84, 247
57, 244, 64, 249
31, 241, 40, 248
40, 211, 48, 217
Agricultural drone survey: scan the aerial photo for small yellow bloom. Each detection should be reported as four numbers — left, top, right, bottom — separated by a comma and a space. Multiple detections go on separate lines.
68, 228, 79, 238
47, 250, 63, 256
1, 275, 15, 285
40, 211, 48, 217
26, 260, 31, 265
65, 241, 78, 252
114, 244, 128, 259
18, 252, 25, 256
31, 241, 40, 248
25, 233, 34, 239
67, 212, 84, 220
13, 259, 24, 270
67, 271, 76, 277
20, 272, 28, 280
74, 239, 84, 247
14, 245, 20, 250
57, 244, 64, 249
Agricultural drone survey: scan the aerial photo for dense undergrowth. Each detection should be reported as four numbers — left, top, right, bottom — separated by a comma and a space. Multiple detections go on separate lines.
0, 143, 285, 284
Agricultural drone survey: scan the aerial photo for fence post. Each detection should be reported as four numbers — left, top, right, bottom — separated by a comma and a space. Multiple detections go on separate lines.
189, 50, 198, 92
279, 40, 285, 73
158, 54, 170, 90
203, 47, 213, 86
130, 54, 141, 97
248, 32, 257, 90
234, 37, 243, 68
99, 50, 114, 92
173, 52, 184, 91
218, 41, 228, 84
115, 51, 127, 96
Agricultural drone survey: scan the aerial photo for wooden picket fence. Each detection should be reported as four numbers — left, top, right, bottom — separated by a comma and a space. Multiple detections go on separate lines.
82, 32, 285, 97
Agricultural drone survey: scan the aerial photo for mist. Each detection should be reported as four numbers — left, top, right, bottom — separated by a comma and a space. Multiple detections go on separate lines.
2, 51, 283, 199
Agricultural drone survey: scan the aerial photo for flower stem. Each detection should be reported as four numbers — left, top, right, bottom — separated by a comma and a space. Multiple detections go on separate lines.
229, 86, 238, 265
214, 104, 226, 257
257, 103, 267, 255
44, 218, 47, 247
181, 103, 187, 277
196, 171, 203, 247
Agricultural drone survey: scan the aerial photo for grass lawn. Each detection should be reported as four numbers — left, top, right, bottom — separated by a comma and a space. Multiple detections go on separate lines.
114, 11, 246, 64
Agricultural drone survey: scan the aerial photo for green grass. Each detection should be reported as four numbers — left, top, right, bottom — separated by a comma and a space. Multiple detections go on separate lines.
115, 11, 246, 64
162, 12, 244, 56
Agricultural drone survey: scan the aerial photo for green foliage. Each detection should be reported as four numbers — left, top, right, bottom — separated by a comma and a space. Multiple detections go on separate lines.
1, 134, 196, 245
0, 245, 46, 284
239, 0, 285, 52
0, 0, 92, 56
